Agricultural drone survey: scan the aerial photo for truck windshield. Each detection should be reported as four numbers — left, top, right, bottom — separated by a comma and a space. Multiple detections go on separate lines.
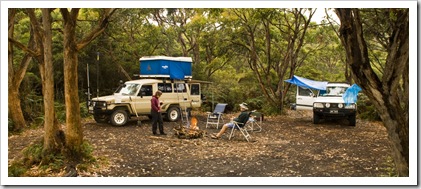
321, 86, 348, 97
115, 83, 140, 96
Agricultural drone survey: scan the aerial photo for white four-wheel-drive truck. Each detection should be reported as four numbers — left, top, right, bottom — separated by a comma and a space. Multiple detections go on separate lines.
285, 75, 360, 126
313, 82, 357, 126
88, 56, 207, 126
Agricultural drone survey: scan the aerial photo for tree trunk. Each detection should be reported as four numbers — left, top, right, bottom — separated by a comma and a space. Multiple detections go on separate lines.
8, 89, 26, 131
41, 8, 65, 156
60, 8, 115, 158
8, 9, 27, 131
61, 8, 83, 157
335, 8, 409, 176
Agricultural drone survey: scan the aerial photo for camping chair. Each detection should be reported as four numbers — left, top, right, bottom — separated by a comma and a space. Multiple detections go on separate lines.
246, 110, 263, 132
206, 103, 227, 129
228, 111, 253, 142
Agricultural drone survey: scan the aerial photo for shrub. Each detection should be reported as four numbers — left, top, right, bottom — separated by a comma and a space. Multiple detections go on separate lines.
357, 94, 381, 121
80, 102, 90, 118
8, 162, 27, 177
10, 139, 98, 176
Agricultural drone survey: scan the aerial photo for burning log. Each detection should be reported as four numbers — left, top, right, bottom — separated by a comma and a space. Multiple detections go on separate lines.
173, 117, 205, 139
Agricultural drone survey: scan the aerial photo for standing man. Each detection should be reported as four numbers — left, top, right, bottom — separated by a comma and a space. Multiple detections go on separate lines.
151, 90, 166, 135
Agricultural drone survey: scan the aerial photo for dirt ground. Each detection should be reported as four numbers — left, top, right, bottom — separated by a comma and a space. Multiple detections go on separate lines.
8, 110, 395, 177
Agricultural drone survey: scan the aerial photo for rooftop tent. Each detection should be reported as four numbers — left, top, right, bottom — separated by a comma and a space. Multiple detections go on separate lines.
284, 75, 328, 90
139, 56, 192, 80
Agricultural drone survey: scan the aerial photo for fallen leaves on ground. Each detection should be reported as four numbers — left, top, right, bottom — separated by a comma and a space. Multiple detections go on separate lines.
8, 110, 395, 177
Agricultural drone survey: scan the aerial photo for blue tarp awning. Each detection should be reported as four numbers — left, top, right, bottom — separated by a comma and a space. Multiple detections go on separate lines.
343, 84, 362, 105
284, 75, 328, 90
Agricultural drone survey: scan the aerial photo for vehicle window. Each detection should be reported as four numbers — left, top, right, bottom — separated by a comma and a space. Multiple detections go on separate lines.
117, 83, 140, 96
326, 86, 348, 96
175, 83, 186, 93
298, 86, 313, 96
158, 83, 173, 93
140, 85, 153, 96
190, 84, 200, 95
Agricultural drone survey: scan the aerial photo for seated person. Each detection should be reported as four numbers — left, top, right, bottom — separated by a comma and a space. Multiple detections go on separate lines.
210, 103, 249, 139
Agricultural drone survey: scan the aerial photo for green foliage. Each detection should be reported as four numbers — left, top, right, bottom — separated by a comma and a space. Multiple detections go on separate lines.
357, 94, 381, 121
54, 102, 66, 123
80, 102, 90, 118
77, 141, 97, 171
22, 141, 44, 167
8, 161, 27, 177
11, 8, 390, 126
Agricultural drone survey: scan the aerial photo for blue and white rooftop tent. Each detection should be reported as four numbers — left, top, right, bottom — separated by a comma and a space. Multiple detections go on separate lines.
284, 75, 328, 90
139, 56, 193, 80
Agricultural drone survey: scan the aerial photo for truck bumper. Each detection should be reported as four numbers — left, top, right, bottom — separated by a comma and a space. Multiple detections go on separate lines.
89, 106, 113, 115
313, 108, 356, 117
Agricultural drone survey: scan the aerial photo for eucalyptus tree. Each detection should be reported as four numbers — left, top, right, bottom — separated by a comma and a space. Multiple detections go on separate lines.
335, 8, 409, 176
8, 8, 65, 159
298, 19, 346, 82
59, 8, 116, 161
8, 9, 31, 131
100, 8, 166, 81
221, 8, 315, 111
188, 8, 233, 80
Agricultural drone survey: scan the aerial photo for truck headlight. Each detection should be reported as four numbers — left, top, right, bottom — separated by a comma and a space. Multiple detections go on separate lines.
345, 104, 356, 109
338, 103, 344, 108
93, 101, 107, 107
314, 103, 324, 108
325, 103, 330, 108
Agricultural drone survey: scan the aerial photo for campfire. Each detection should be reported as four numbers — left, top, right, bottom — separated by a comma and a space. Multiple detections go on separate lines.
173, 117, 205, 139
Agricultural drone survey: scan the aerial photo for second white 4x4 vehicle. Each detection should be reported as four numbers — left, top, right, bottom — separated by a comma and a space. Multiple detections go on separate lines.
313, 83, 357, 126
88, 79, 203, 126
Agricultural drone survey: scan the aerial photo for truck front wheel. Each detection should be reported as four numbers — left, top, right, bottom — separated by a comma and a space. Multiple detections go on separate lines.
110, 109, 128, 126
348, 114, 356, 126
313, 112, 320, 124
94, 114, 109, 123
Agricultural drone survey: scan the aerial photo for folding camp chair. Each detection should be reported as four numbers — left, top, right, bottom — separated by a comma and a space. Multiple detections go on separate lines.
206, 103, 227, 129
246, 110, 263, 132
228, 111, 253, 142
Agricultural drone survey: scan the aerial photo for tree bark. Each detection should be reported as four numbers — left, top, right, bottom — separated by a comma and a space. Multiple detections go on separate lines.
335, 8, 409, 176
41, 8, 65, 156
8, 9, 28, 131
60, 8, 116, 158
61, 8, 83, 156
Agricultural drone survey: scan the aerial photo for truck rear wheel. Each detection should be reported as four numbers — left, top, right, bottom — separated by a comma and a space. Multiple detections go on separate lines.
110, 109, 128, 126
166, 106, 180, 122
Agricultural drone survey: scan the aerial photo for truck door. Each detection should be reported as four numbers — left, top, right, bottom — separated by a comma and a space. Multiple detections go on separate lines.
135, 84, 153, 114
174, 83, 190, 110
296, 86, 316, 110
189, 83, 201, 108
